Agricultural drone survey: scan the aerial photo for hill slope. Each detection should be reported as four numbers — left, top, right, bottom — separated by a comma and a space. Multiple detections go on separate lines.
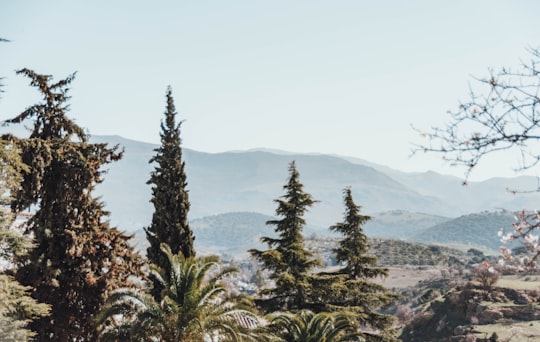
364, 210, 450, 239
411, 211, 520, 251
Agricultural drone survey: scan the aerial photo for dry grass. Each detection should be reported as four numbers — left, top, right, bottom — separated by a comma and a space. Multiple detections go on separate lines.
474, 320, 540, 341
373, 267, 442, 288
496, 276, 540, 291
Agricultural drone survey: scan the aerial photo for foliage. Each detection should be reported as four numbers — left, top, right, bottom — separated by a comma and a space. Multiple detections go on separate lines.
0, 140, 50, 341
145, 87, 195, 262
499, 210, 540, 269
97, 244, 258, 342
145, 87, 195, 300
331, 188, 385, 279
313, 188, 397, 341
249, 161, 321, 312
0, 275, 50, 342
0, 141, 32, 265
266, 310, 362, 342
3, 69, 142, 341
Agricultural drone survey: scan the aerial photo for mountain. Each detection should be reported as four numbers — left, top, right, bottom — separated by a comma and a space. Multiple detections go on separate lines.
132, 211, 327, 258
131, 212, 277, 257
343, 156, 540, 215
69, 135, 540, 236
131, 211, 465, 260
190, 212, 274, 257
89, 135, 454, 232
411, 210, 520, 251
364, 210, 450, 239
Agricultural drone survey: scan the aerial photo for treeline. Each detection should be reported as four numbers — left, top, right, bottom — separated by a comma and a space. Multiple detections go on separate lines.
0, 70, 398, 341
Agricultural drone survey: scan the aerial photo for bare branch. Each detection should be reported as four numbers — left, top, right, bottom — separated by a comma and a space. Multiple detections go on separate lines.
412, 48, 540, 182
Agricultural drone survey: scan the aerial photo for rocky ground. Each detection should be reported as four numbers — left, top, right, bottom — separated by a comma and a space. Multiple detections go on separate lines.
399, 275, 540, 341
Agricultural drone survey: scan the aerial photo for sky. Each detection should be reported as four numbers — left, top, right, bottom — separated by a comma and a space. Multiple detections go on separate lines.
1, 1, 539, 181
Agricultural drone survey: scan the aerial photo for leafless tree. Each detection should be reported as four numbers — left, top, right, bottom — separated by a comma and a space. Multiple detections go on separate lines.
471, 262, 499, 296
413, 48, 540, 270
413, 48, 540, 185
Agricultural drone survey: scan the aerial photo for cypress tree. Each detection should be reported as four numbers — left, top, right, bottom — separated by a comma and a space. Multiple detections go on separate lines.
145, 88, 195, 297
331, 187, 385, 279
316, 187, 397, 341
4, 69, 142, 341
249, 161, 321, 312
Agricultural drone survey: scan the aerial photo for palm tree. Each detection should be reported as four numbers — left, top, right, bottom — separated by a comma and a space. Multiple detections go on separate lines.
267, 310, 363, 342
97, 244, 259, 341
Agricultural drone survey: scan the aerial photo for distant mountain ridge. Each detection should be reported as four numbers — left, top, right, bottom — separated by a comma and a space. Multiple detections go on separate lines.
412, 210, 520, 251
130, 210, 517, 257
87, 135, 540, 235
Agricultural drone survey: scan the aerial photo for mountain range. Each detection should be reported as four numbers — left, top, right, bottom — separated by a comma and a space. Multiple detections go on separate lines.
88, 135, 540, 236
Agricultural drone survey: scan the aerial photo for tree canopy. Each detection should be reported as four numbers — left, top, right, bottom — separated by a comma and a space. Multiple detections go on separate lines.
249, 161, 321, 312
0, 139, 50, 342
313, 188, 397, 341
145, 87, 195, 298
4, 69, 142, 341
266, 310, 361, 342
98, 244, 258, 342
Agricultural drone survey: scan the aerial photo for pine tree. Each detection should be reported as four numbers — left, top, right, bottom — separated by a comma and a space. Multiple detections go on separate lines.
249, 161, 321, 312
331, 187, 385, 279
145, 88, 195, 298
316, 187, 397, 341
4, 69, 142, 341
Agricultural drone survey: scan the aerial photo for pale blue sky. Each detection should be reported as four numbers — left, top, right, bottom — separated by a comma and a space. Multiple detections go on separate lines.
1, 1, 539, 180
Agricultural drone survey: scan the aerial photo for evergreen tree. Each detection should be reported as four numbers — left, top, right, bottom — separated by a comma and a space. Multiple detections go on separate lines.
249, 161, 321, 312
0, 275, 51, 342
315, 187, 397, 341
0, 139, 50, 341
4, 69, 142, 341
145, 87, 194, 263
331, 187, 384, 280
145, 87, 195, 299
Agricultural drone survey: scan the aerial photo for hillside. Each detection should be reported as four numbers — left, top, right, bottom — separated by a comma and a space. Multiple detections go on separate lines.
412, 210, 520, 251
307, 236, 470, 268
132, 214, 473, 268
364, 210, 450, 239
182, 210, 523, 258
132, 211, 323, 258
191, 212, 280, 257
